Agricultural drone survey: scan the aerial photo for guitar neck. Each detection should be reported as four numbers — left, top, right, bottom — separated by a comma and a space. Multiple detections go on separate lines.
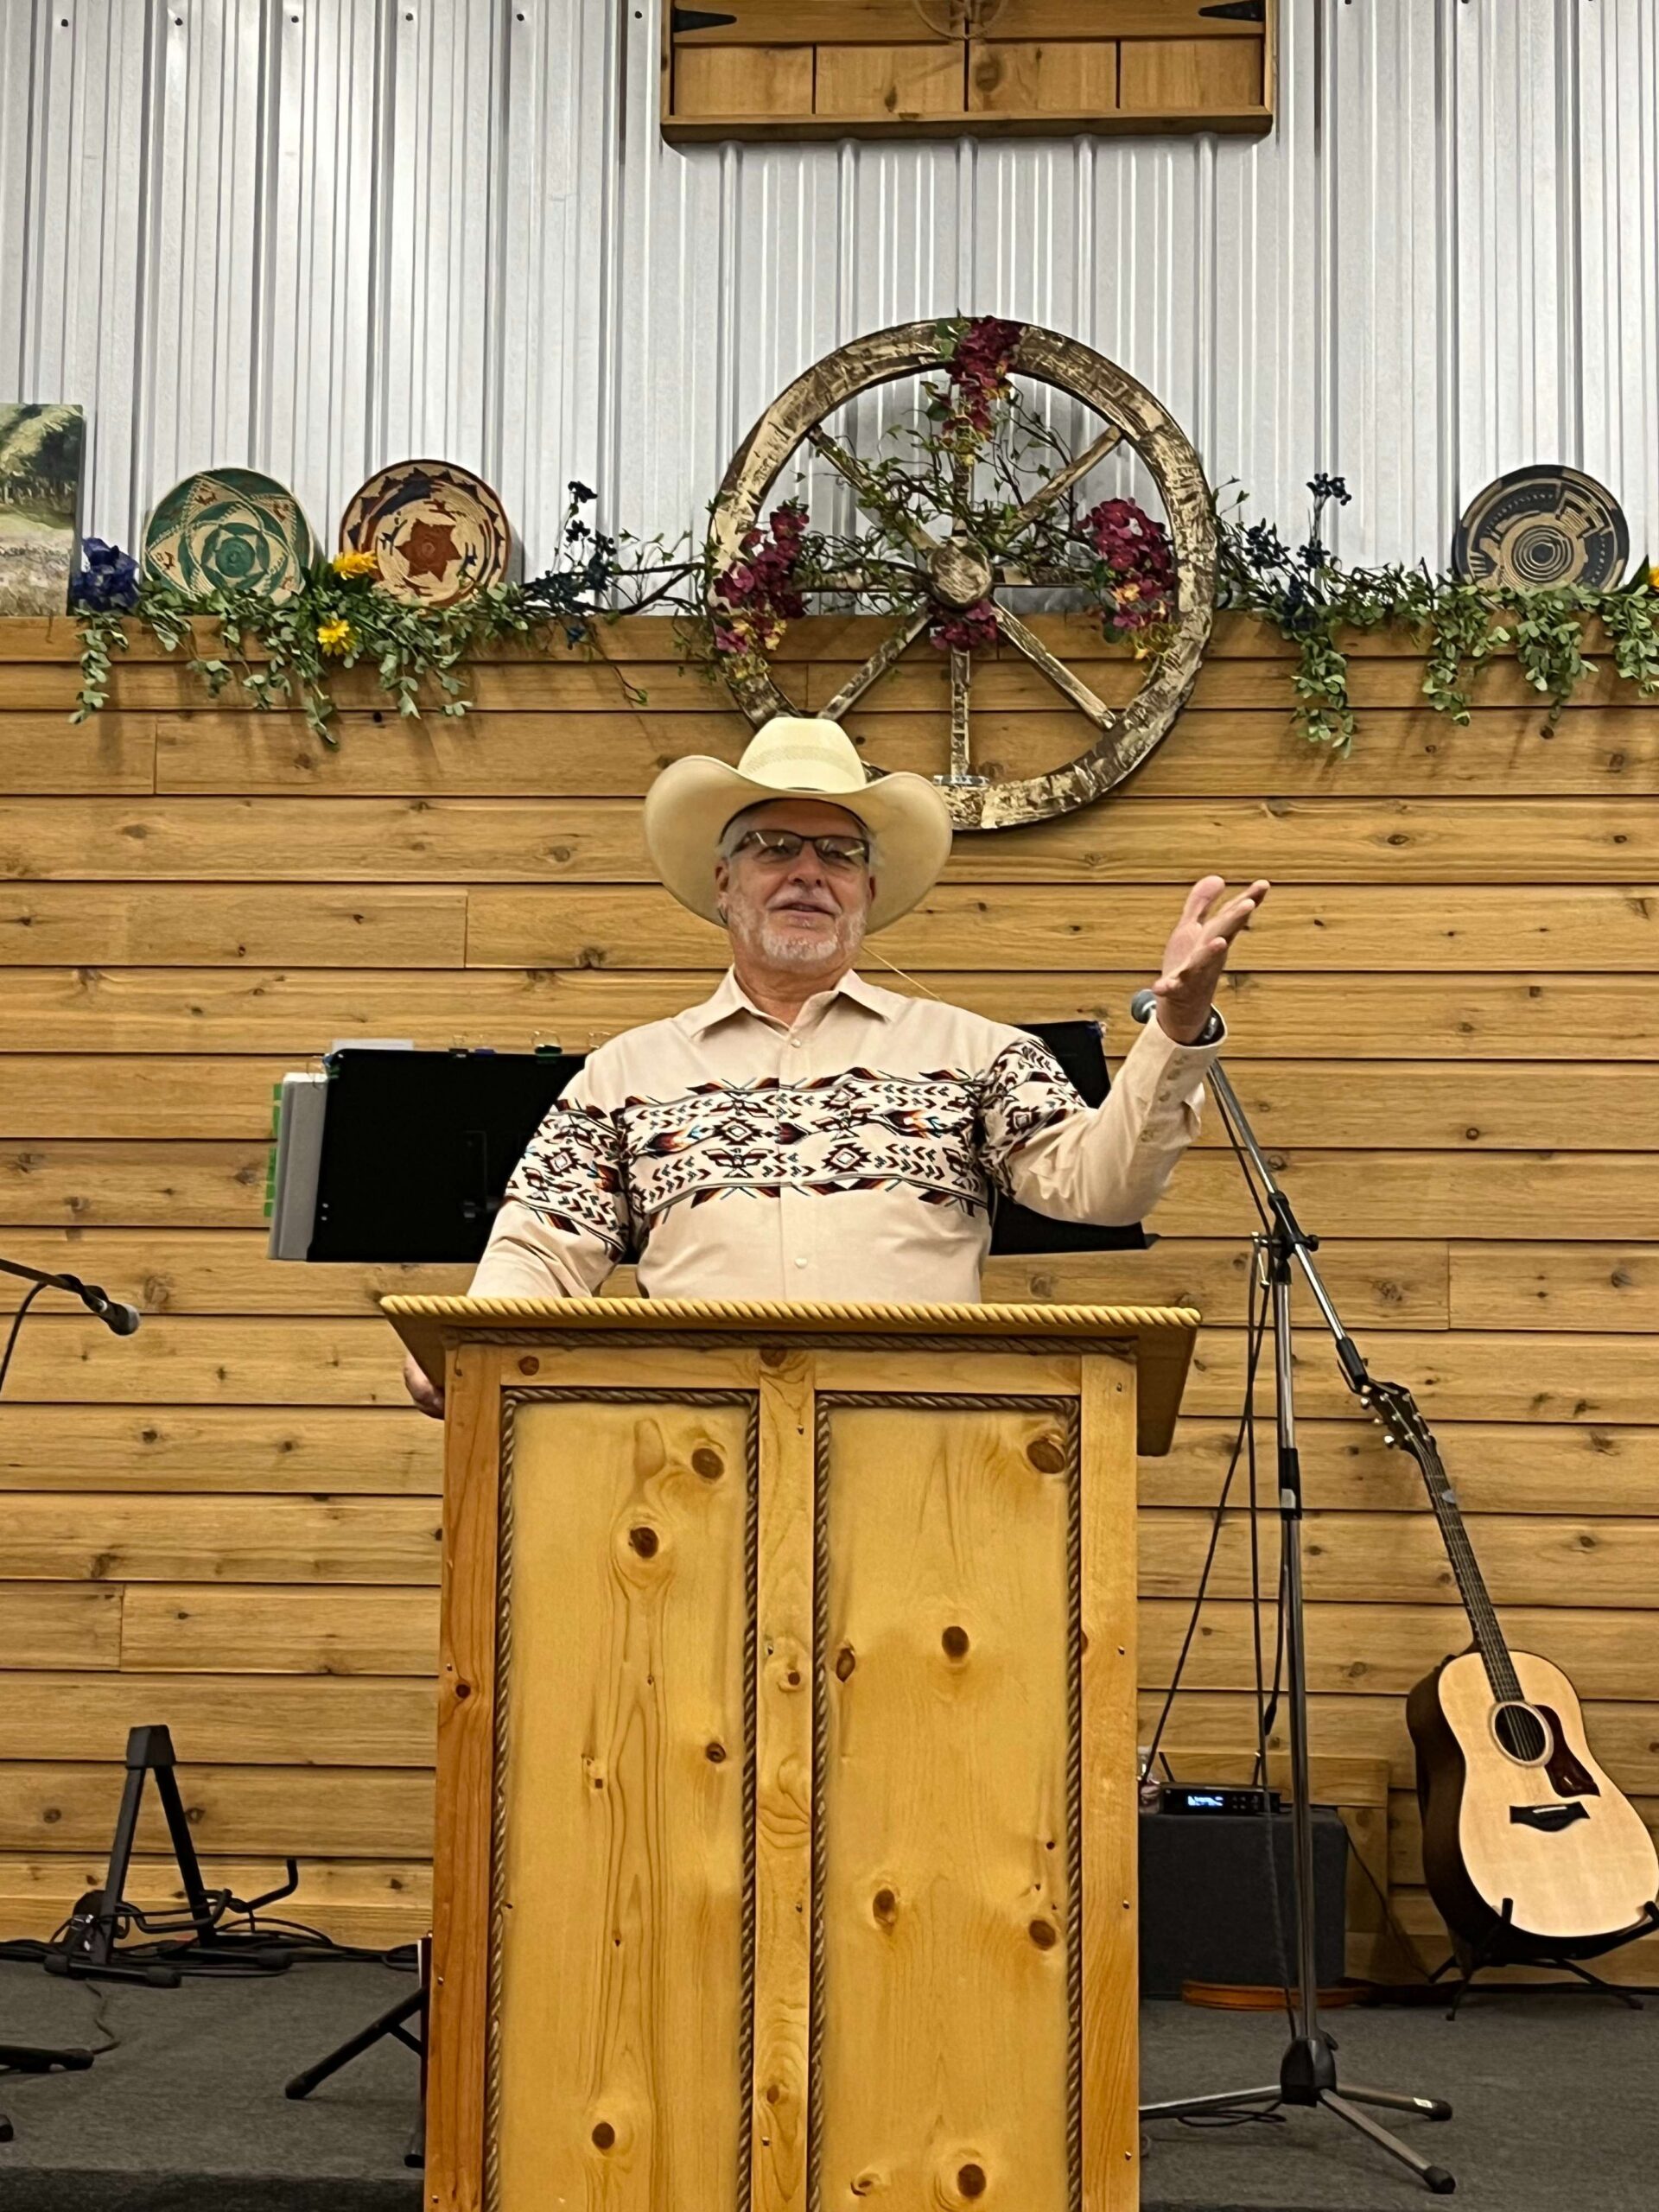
1381, 1390, 1522, 1705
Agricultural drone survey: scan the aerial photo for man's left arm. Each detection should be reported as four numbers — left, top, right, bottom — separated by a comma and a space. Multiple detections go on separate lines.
982, 874, 1267, 1228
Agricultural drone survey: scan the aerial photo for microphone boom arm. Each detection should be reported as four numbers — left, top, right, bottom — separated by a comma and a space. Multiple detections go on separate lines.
0, 1254, 142, 1335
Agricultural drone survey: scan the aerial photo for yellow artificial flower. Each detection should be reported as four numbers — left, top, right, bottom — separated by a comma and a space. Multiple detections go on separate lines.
317, 617, 354, 656
1649, 563, 1659, 592
332, 550, 378, 581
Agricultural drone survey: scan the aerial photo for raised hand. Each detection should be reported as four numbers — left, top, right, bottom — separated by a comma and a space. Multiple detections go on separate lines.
1152, 875, 1269, 1043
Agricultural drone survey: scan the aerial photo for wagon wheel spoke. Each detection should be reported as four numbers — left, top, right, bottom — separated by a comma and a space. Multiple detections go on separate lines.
994, 604, 1116, 732
995, 560, 1088, 588
819, 607, 931, 720
807, 428, 938, 555
947, 648, 978, 783
950, 448, 973, 533
1011, 422, 1124, 524
802, 563, 927, 595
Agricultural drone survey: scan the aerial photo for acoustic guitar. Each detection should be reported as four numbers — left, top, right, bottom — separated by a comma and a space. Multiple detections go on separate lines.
1362, 1375, 1659, 1960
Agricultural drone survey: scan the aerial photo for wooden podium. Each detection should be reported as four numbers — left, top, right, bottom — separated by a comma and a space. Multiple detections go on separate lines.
384, 1295, 1200, 2212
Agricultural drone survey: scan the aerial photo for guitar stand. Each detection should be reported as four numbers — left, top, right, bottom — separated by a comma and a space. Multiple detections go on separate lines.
1140, 1064, 1456, 2196
43, 1724, 297, 1986
285, 1936, 429, 2170
1429, 1897, 1659, 2019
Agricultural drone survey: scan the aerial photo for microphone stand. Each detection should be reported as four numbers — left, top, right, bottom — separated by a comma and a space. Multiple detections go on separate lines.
1132, 1005, 1456, 2196
0, 1255, 129, 2116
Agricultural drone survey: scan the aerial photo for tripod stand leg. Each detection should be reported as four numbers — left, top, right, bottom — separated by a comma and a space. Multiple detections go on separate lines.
284, 1989, 423, 2101
0, 2043, 94, 2150
1140, 2082, 1281, 2121
1550, 1958, 1643, 2010
1323, 2090, 1454, 2194
0, 2044, 95, 2073
1338, 2082, 1452, 2122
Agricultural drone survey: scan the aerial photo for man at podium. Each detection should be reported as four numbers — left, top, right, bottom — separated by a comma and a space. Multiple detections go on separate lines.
405, 715, 1264, 1414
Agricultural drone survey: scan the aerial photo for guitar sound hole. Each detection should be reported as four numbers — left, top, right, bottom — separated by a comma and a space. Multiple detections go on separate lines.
1494, 1703, 1550, 1763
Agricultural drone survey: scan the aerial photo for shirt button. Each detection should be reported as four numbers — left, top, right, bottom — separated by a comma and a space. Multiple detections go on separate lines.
794, 1256, 808, 1269
789, 1037, 803, 1049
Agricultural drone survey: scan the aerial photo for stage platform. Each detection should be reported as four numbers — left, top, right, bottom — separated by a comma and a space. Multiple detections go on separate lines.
0, 1960, 1653, 2210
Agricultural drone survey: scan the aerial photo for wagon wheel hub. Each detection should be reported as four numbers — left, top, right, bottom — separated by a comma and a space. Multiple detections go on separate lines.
927, 537, 995, 610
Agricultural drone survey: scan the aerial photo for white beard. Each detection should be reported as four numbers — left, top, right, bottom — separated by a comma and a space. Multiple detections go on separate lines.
754, 913, 862, 968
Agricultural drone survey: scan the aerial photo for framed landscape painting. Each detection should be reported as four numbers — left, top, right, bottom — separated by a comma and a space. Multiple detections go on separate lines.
0, 402, 85, 613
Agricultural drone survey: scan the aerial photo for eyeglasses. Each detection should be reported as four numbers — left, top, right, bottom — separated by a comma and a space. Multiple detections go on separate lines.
729, 828, 872, 871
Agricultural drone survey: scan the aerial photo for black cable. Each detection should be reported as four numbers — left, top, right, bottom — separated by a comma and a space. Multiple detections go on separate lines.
5, 1917, 416, 1974
1140, 1254, 1271, 1783
83, 1984, 121, 2056
1246, 1345, 1297, 2036
1179, 2104, 1288, 2132
1344, 1828, 1436, 1986
0, 1280, 45, 1402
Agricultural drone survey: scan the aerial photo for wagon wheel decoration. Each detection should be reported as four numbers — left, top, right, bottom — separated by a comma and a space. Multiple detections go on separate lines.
706, 319, 1216, 831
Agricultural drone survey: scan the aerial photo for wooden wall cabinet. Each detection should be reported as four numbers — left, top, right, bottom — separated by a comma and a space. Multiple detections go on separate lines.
663, 1, 1275, 143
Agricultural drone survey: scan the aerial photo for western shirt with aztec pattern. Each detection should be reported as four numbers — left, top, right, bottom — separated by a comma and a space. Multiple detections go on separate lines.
470, 968, 1225, 1304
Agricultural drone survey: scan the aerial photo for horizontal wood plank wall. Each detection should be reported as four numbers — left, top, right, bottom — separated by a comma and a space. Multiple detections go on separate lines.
0, 610, 1655, 1975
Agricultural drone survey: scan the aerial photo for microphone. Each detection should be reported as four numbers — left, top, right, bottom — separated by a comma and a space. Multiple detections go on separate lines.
89, 1294, 143, 1337
54, 1274, 142, 1336
1129, 988, 1159, 1024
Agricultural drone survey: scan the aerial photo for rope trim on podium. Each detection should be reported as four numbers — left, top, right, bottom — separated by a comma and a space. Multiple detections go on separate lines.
384, 1294, 1202, 1338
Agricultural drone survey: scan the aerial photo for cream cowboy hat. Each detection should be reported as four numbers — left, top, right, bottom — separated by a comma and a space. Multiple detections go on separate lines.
642, 715, 953, 932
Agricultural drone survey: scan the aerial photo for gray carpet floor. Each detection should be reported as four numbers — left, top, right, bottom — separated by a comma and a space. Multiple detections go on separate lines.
1, 1960, 1655, 2209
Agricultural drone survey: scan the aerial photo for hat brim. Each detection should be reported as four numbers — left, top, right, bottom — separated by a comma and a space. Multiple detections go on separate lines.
642, 755, 953, 932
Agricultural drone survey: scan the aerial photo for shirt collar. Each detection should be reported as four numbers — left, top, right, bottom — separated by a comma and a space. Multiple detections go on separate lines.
680, 966, 897, 1038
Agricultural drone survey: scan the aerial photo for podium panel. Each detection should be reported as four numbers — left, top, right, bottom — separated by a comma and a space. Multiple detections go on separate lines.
818, 1397, 1077, 2205
385, 1298, 1200, 2212
493, 1393, 753, 2208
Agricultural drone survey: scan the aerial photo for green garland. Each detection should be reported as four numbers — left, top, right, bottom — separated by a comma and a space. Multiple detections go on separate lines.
69, 467, 1659, 753
1217, 480, 1659, 750
72, 569, 563, 743
71, 487, 689, 745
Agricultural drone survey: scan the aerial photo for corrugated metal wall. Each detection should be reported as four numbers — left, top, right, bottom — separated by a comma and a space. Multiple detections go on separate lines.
2, 0, 1655, 572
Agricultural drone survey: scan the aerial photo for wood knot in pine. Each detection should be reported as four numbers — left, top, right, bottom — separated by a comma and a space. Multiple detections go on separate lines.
705, 1740, 727, 1763
834, 1644, 857, 1681
1026, 1434, 1065, 1473
1027, 1916, 1058, 1949
941, 1624, 970, 1659
590, 2121, 614, 2151
692, 1446, 724, 1480
957, 2163, 988, 2198
628, 1524, 658, 1557
872, 1887, 897, 1928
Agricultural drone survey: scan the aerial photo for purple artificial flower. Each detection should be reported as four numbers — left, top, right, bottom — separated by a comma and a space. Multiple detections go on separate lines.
70, 538, 140, 611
